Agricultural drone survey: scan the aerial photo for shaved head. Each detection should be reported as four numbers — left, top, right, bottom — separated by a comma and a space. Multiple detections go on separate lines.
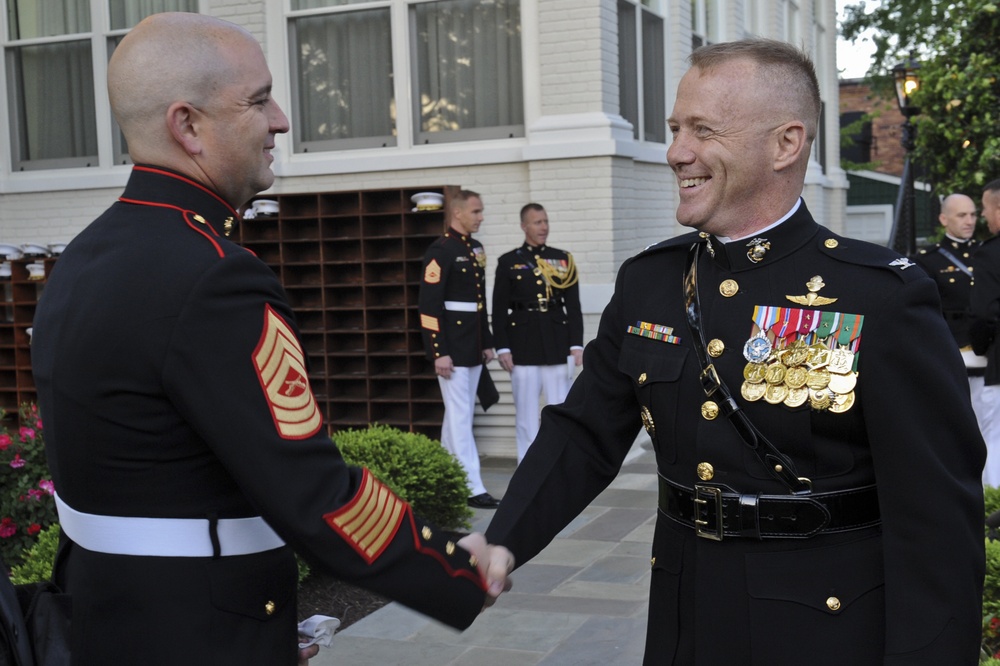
108, 13, 255, 160
106, 12, 288, 208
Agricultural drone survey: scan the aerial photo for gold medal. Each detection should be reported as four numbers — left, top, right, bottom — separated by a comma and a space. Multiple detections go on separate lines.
783, 340, 809, 367
828, 371, 857, 394
743, 362, 767, 383
741, 380, 766, 402
784, 366, 808, 389
828, 347, 855, 374
829, 391, 856, 413
805, 368, 831, 390
764, 363, 787, 385
784, 386, 809, 408
764, 383, 789, 404
809, 388, 833, 410
807, 342, 831, 369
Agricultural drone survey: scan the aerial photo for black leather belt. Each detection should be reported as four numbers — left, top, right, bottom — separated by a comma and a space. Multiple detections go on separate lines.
658, 474, 881, 541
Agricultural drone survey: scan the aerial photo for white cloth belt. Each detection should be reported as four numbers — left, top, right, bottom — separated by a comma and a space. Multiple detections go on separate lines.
54, 492, 285, 557
444, 300, 478, 312
962, 349, 988, 369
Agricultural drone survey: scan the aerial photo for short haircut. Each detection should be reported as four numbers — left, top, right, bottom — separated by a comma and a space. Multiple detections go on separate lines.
984, 179, 1000, 196
520, 203, 545, 223
448, 189, 481, 219
690, 38, 820, 141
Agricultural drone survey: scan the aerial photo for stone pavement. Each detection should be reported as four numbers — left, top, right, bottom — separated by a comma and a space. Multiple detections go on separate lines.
311, 436, 656, 666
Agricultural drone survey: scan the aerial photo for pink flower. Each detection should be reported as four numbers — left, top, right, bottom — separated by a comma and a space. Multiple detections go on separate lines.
27, 524, 41, 536
35, 419, 43, 429
0, 434, 10, 450
25, 488, 43, 501
38, 479, 55, 495
18, 427, 35, 442
9, 454, 25, 469
0, 518, 16, 538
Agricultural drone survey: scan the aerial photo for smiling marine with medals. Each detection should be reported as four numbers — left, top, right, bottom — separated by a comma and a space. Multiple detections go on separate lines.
486, 38, 985, 665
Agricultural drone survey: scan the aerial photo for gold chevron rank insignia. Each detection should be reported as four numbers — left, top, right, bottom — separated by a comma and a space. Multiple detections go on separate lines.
420, 314, 440, 332
324, 469, 407, 564
254, 305, 323, 439
424, 259, 441, 284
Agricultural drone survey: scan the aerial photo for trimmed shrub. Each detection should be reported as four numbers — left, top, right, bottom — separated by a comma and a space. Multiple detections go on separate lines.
333, 424, 473, 531
9, 523, 60, 584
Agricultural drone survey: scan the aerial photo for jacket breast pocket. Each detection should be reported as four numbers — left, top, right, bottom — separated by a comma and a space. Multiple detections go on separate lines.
744, 534, 885, 665
618, 335, 688, 462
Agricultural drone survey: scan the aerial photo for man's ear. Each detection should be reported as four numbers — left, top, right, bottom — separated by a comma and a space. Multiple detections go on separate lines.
773, 121, 807, 172
166, 101, 202, 156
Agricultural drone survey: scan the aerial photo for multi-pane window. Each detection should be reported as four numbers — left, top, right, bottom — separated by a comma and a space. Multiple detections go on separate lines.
618, 0, 665, 143
289, 0, 524, 152
691, 0, 718, 50
4, 0, 196, 171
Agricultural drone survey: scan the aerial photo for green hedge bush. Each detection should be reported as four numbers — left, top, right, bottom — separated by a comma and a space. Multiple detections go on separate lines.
333, 424, 473, 532
9, 523, 60, 585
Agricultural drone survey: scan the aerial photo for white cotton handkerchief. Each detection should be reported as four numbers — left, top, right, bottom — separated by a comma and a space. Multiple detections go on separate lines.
297, 614, 341, 649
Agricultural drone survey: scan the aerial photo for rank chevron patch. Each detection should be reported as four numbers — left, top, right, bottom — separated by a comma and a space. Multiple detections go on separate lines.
254, 304, 323, 439
324, 469, 407, 564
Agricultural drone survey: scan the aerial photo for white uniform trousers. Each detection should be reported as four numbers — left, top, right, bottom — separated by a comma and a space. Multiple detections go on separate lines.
511, 363, 573, 463
438, 365, 487, 496
972, 377, 1000, 487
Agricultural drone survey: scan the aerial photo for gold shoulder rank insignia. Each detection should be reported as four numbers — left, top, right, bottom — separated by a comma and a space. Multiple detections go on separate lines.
253, 305, 323, 440
786, 275, 838, 306
324, 469, 407, 564
424, 259, 441, 284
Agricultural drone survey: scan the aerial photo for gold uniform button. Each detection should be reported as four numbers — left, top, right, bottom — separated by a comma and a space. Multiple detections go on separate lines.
826, 596, 841, 611
650, 557, 656, 567
193, 214, 207, 224
701, 401, 719, 420
719, 279, 739, 297
456, 320, 462, 325
536, 280, 543, 285
422, 526, 432, 540
265, 600, 276, 616
638, 372, 647, 385
696, 462, 715, 481
707, 339, 725, 357
446, 541, 456, 555
824, 239, 839, 249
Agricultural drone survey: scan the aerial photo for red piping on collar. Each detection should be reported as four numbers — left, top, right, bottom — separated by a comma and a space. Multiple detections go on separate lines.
128, 166, 239, 216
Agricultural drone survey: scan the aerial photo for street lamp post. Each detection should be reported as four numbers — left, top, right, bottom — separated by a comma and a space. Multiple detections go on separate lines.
888, 56, 921, 257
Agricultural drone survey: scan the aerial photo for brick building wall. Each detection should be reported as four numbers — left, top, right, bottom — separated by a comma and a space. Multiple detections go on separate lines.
839, 78, 908, 177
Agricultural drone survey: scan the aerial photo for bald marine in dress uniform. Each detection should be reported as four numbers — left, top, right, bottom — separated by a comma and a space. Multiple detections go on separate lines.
30, 14, 510, 665
913, 193, 1000, 484
486, 39, 985, 665
492, 203, 584, 462
418, 190, 500, 509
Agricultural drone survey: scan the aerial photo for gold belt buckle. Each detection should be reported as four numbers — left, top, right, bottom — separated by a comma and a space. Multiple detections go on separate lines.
538, 298, 549, 312
693, 485, 723, 541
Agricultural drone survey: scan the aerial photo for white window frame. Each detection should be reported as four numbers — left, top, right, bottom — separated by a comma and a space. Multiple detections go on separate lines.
617, 0, 667, 144
284, 0, 524, 154
0, 0, 200, 192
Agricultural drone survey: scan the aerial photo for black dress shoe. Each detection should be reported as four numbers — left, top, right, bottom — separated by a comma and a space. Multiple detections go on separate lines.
467, 493, 501, 509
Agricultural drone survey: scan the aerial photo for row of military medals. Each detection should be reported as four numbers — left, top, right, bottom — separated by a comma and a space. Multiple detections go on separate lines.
741, 305, 863, 413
